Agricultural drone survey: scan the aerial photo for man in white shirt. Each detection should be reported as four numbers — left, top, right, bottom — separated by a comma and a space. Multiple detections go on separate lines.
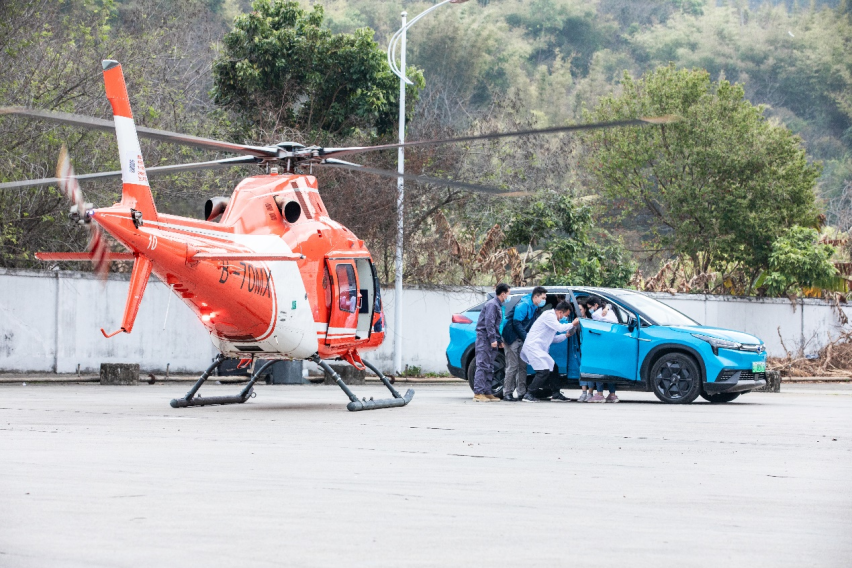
520, 300, 580, 402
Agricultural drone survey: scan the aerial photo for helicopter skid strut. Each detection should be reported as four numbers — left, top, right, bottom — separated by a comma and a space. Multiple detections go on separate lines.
309, 355, 414, 412
169, 355, 275, 408
169, 354, 413, 411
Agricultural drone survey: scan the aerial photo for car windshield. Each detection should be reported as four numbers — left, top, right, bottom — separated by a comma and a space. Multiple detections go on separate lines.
613, 291, 698, 326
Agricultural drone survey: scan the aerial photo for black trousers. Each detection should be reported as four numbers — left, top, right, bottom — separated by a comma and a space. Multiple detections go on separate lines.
527, 368, 556, 397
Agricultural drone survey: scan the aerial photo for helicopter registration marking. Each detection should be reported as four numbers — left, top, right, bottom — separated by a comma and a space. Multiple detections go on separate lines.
217, 260, 272, 298
147, 234, 158, 250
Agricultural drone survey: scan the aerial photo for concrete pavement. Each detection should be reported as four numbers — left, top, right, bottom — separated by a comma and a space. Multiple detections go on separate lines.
1, 382, 850, 567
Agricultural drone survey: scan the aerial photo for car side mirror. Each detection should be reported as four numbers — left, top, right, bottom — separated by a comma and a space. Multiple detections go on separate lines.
628, 315, 638, 332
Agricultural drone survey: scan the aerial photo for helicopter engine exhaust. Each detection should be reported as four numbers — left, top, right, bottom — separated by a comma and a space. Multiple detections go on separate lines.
204, 196, 230, 222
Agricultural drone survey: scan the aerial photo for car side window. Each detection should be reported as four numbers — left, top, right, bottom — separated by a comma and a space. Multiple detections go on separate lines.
610, 303, 629, 324
592, 298, 629, 324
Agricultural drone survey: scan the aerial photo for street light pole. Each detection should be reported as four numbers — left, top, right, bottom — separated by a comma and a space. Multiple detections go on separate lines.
387, 0, 469, 376
394, 11, 407, 377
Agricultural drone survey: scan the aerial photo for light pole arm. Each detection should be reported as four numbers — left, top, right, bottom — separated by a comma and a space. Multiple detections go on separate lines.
387, 0, 462, 84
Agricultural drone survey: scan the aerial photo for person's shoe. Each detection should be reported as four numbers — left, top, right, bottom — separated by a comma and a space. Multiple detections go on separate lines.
503, 393, 516, 402
522, 393, 541, 403
485, 394, 500, 401
590, 393, 606, 403
473, 394, 491, 402
577, 391, 588, 402
605, 393, 619, 403
551, 392, 570, 402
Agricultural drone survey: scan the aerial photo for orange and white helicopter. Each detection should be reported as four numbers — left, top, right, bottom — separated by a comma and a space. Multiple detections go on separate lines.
0, 60, 671, 411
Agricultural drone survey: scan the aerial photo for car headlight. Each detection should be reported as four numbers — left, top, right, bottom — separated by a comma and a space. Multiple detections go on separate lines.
692, 333, 741, 355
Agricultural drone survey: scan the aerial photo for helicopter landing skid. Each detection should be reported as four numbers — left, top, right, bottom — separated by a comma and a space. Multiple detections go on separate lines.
310, 355, 414, 412
169, 355, 275, 408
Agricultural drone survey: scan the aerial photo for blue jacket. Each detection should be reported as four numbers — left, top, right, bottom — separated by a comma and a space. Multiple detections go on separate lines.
502, 293, 539, 344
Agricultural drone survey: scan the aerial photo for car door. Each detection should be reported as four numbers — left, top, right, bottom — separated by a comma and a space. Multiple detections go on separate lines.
579, 308, 640, 381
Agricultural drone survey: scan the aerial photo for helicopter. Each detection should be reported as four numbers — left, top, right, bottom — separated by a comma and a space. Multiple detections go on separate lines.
0, 60, 672, 411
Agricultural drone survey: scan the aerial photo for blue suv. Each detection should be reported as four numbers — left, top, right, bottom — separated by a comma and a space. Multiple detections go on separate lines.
446, 286, 768, 403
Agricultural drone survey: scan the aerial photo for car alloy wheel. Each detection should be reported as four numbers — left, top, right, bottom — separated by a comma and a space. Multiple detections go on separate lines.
651, 352, 701, 404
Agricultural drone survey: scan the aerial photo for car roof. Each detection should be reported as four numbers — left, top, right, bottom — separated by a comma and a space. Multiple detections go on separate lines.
503, 286, 628, 295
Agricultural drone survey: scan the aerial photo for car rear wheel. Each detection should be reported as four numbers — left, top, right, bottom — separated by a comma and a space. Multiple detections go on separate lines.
466, 351, 506, 398
700, 392, 740, 403
650, 352, 702, 404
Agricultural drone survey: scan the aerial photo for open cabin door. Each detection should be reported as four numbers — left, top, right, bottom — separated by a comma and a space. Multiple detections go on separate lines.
354, 258, 375, 340
325, 258, 360, 346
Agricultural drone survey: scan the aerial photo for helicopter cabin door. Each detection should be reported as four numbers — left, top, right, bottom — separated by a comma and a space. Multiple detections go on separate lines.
353, 258, 375, 340
325, 258, 361, 346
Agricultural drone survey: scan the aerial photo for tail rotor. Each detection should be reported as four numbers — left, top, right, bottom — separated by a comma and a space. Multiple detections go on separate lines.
56, 146, 110, 278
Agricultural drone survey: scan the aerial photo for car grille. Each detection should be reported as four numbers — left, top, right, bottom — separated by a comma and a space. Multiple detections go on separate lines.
717, 370, 766, 382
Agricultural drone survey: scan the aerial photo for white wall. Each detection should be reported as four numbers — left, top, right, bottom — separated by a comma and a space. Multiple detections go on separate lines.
0, 269, 217, 373
369, 286, 486, 374
0, 269, 848, 373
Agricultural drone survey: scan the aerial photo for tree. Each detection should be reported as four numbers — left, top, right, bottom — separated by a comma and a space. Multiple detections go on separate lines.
212, 0, 422, 137
0, 0, 242, 268
762, 226, 838, 295
584, 65, 822, 278
503, 192, 635, 287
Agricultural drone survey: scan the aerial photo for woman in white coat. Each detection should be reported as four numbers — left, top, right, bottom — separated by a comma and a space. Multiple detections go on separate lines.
520, 300, 581, 402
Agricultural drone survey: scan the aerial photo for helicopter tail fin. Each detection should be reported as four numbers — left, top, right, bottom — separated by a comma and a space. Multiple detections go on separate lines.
101, 60, 158, 222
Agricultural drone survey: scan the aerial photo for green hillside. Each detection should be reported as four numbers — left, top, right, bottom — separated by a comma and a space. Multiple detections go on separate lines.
0, 0, 849, 294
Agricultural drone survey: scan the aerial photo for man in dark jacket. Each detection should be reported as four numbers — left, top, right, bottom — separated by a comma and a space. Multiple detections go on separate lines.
473, 282, 511, 402
501, 286, 547, 401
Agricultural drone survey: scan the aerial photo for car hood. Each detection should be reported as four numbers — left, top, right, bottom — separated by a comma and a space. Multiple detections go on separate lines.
669, 325, 763, 345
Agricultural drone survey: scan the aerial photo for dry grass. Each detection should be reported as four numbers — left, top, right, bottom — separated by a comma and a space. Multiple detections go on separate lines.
768, 328, 852, 378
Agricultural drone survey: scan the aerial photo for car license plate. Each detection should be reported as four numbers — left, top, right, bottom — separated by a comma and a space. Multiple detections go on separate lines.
752, 361, 766, 373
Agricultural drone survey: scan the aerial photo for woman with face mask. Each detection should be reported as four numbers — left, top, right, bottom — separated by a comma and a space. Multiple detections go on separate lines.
501, 286, 548, 402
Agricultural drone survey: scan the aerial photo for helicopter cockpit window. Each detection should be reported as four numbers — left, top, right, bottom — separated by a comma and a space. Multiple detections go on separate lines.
335, 264, 358, 313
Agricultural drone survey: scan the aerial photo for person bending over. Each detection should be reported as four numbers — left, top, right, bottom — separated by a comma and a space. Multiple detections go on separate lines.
520, 300, 580, 402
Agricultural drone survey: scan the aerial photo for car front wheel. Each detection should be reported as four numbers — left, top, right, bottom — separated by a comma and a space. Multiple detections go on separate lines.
650, 352, 702, 404
466, 351, 506, 398
700, 392, 740, 403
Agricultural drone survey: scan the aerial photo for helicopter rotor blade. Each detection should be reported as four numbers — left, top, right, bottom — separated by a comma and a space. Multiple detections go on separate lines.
0, 156, 261, 190
318, 159, 531, 197
0, 107, 277, 158
0, 171, 121, 190
319, 116, 680, 160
